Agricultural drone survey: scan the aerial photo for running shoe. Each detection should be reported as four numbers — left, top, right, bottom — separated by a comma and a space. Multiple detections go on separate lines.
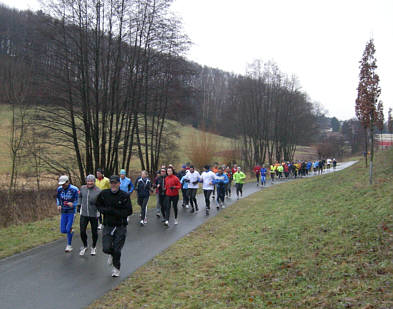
112, 267, 120, 277
143, 218, 148, 224
190, 208, 195, 213
222, 204, 226, 208
185, 204, 190, 209
98, 224, 103, 230
216, 205, 220, 210
174, 219, 178, 225
107, 255, 113, 266
195, 206, 199, 212
140, 220, 144, 226
79, 246, 88, 256
156, 212, 160, 218
164, 220, 169, 226
65, 245, 73, 252
90, 247, 96, 256
206, 209, 209, 216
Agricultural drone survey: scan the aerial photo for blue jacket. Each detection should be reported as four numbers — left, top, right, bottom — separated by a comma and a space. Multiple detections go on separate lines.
57, 184, 79, 214
260, 168, 267, 176
120, 177, 134, 195
180, 175, 189, 189
213, 173, 229, 188
135, 177, 152, 198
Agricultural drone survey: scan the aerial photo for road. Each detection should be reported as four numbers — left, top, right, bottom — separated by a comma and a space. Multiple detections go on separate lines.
0, 161, 357, 309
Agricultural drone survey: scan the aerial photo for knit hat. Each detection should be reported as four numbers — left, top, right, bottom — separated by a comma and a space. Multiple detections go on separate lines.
120, 169, 126, 175
86, 174, 95, 182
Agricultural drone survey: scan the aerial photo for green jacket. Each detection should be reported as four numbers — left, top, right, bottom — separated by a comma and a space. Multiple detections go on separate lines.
233, 171, 246, 184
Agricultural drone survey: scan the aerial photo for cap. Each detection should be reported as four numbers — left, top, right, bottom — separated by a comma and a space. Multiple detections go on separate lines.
120, 169, 126, 175
182, 165, 186, 168
204, 165, 210, 170
58, 175, 69, 185
109, 175, 120, 183
86, 174, 95, 182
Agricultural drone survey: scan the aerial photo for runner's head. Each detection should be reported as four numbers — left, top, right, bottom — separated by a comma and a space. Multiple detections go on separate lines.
96, 168, 104, 179
120, 169, 126, 179
160, 168, 167, 176
141, 170, 148, 179
204, 165, 209, 171
189, 165, 195, 173
109, 175, 120, 192
58, 175, 69, 189
167, 166, 174, 176
86, 174, 95, 188
181, 164, 186, 171
237, 166, 241, 172
218, 166, 223, 174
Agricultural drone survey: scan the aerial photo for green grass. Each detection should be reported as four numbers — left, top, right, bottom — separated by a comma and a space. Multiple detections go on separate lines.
89, 150, 393, 308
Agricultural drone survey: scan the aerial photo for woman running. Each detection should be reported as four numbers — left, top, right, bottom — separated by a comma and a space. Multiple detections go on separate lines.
135, 171, 153, 226
78, 174, 101, 256
164, 166, 181, 226
233, 166, 246, 200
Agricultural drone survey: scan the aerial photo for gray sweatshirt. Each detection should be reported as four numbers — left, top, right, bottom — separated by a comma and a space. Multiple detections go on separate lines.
78, 185, 101, 217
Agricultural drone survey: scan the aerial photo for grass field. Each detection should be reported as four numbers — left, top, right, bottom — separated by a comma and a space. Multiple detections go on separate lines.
89, 150, 393, 308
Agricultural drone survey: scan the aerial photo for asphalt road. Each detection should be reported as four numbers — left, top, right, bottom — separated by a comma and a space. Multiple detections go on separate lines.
0, 161, 357, 309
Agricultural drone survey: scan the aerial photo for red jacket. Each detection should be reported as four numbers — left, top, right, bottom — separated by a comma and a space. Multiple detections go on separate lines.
164, 174, 181, 196
253, 165, 261, 174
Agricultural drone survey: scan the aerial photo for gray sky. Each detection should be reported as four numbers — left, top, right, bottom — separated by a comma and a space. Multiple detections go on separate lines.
5, 0, 393, 120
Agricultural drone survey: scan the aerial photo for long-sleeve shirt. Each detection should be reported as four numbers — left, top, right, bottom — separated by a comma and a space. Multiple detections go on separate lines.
233, 171, 246, 184
200, 170, 216, 190
95, 177, 110, 190
57, 184, 79, 214
184, 171, 201, 189
96, 189, 132, 226
120, 177, 134, 195
213, 173, 229, 188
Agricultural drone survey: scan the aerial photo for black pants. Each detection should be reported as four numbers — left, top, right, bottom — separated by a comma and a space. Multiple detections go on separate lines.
235, 183, 243, 196
102, 225, 127, 270
255, 172, 260, 182
217, 185, 225, 204
181, 188, 189, 205
158, 194, 166, 218
204, 190, 213, 209
137, 196, 149, 220
189, 188, 198, 209
80, 215, 98, 248
225, 181, 232, 196
165, 195, 179, 220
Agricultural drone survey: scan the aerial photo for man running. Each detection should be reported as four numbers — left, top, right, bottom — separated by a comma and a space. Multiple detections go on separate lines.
270, 164, 276, 183
233, 166, 246, 200
253, 164, 261, 186
155, 168, 167, 220
184, 165, 200, 213
95, 168, 110, 230
200, 165, 216, 215
224, 166, 233, 197
260, 165, 267, 186
214, 167, 229, 209
180, 172, 190, 209
56, 175, 79, 253
96, 175, 132, 277
134, 171, 153, 226
78, 174, 101, 256
178, 165, 188, 208
164, 166, 181, 226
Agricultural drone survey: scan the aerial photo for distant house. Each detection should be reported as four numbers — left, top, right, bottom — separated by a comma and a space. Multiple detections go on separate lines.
375, 134, 393, 149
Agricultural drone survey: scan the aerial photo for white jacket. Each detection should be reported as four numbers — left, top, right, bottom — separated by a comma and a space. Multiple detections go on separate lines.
201, 171, 215, 190
184, 170, 201, 189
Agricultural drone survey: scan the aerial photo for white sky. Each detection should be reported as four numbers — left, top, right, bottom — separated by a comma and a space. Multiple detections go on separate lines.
4, 0, 393, 120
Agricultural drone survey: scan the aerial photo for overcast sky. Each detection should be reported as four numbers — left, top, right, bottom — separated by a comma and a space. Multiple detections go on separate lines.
5, 0, 393, 121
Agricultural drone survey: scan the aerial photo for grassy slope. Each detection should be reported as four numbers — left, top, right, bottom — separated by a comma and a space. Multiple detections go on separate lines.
90, 151, 393, 308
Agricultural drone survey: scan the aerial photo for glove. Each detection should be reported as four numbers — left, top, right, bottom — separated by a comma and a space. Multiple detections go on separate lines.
170, 186, 176, 190
192, 181, 198, 185
184, 179, 190, 183
77, 205, 81, 213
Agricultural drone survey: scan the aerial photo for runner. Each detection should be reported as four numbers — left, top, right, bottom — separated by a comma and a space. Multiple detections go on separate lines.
200, 165, 216, 215
277, 163, 284, 180
180, 172, 190, 209
153, 171, 162, 217
333, 158, 337, 169
95, 168, 110, 230
224, 166, 233, 197
283, 162, 289, 179
96, 175, 132, 277
119, 169, 134, 195
155, 168, 167, 220
214, 167, 229, 209
78, 174, 101, 256
134, 171, 153, 226
183, 165, 200, 213
326, 158, 332, 169
164, 166, 181, 226
177, 165, 188, 208
211, 163, 219, 199
233, 166, 246, 200
270, 164, 276, 183
56, 175, 79, 253
253, 163, 261, 186
260, 164, 267, 186
232, 163, 238, 176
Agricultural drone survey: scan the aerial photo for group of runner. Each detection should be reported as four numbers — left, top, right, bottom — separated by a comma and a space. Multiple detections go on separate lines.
253, 158, 338, 185
56, 158, 337, 277
55, 163, 247, 277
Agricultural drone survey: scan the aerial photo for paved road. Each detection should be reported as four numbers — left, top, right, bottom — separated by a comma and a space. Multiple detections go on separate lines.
0, 161, 357, 309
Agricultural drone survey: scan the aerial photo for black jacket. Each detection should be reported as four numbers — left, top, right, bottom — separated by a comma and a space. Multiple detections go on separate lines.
155, 175, 166, 196
96, 189, 133, 226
